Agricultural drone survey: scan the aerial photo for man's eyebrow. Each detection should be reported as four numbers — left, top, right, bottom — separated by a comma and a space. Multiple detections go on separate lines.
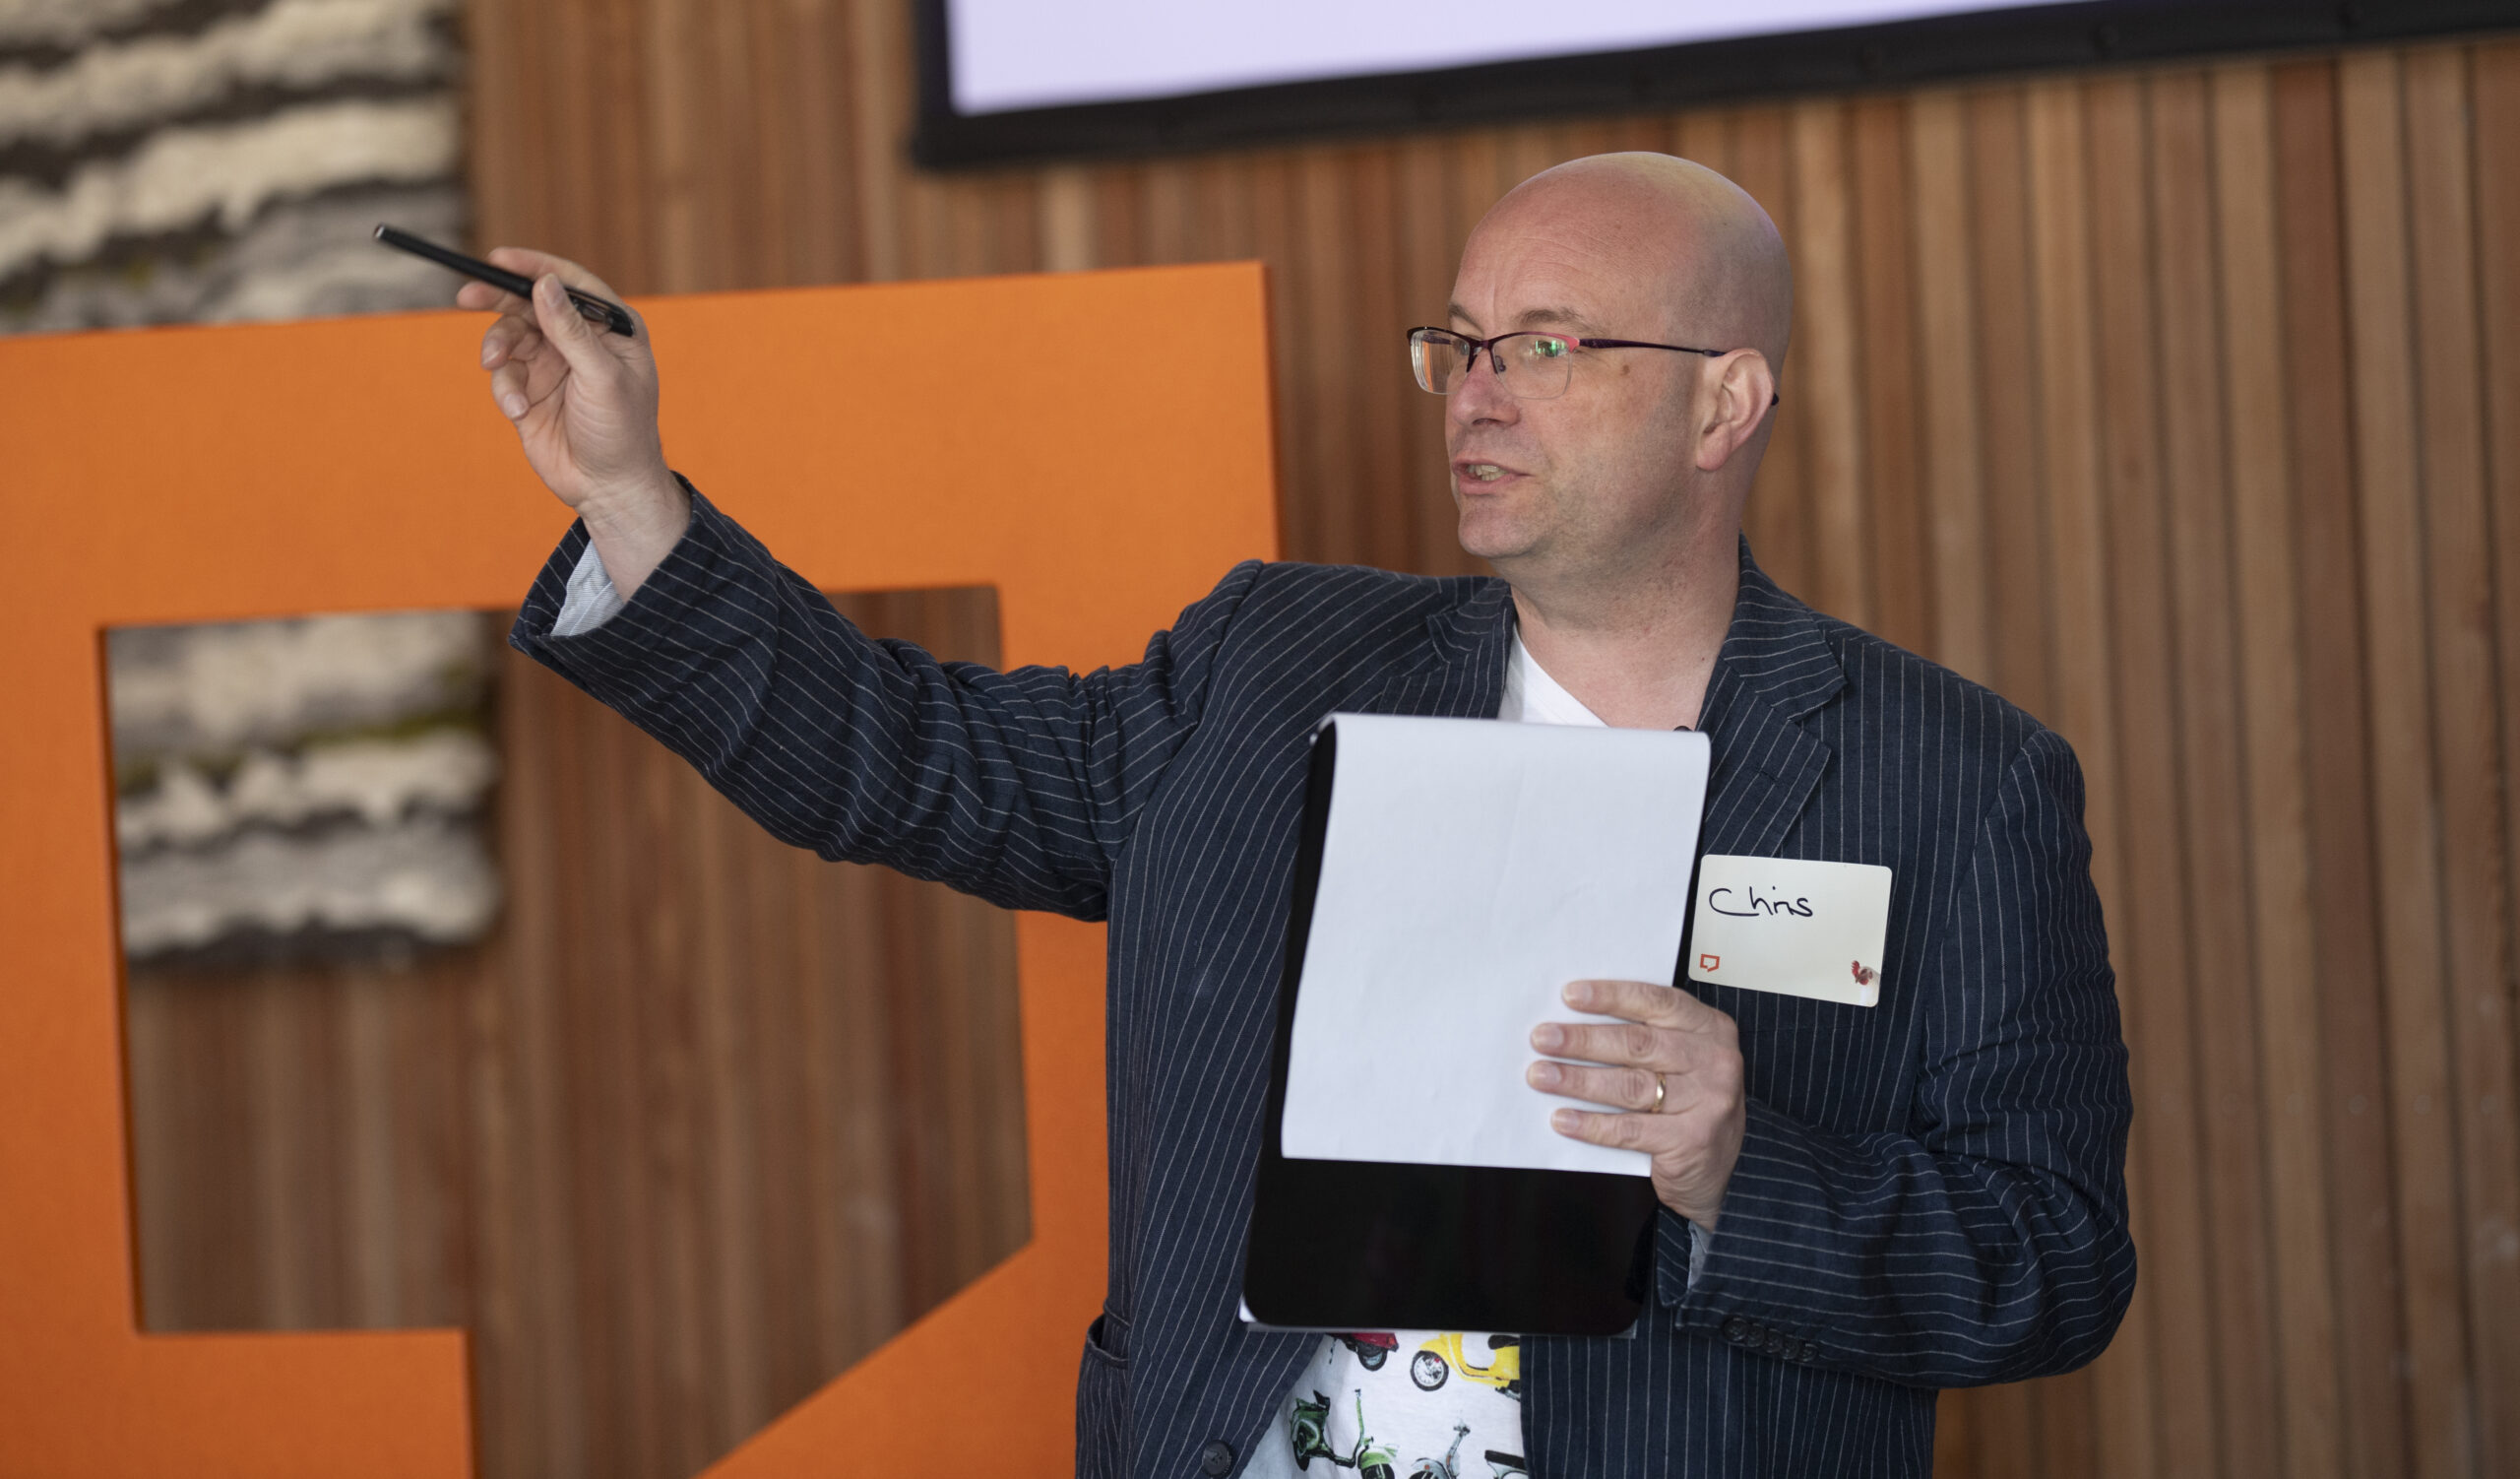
1513, 305, 1605, 333
1443, 302, 1608, 335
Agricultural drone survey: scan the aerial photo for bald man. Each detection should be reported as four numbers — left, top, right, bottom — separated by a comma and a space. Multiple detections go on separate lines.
480, 153, 2134, 1477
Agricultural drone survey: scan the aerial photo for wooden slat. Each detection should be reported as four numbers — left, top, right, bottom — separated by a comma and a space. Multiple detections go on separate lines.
466, 659, 590, 1479
1138, 157, 1194, 263
2271, 58, 2416, 1479
2022, 74, 2139, 1479
842, 0, 908, 283
1038, 166, 1096, 272
1393, 135, 1464, 576
1904, 90, 1992, 685
1670, 106, 1729, 178
1089, 167, 1143, 272
1850, 95, 1930, 656
2403, 43, 2520, 1479
1729, 104, 1814, 595
1788, 98, 1871, 628
2086, 70, 2220, 1479
2337, 50, 2479, 1479
1931, 84, 2056, 1479
640, 0, 701, 290
2207, 62, 2345, 1479
1345, 149, 1416, 568
2148, 64, 2286, 1479
1906, 96, 1991, 1474
2472, 45, 2520, 1478
1964, 87, 2054, 725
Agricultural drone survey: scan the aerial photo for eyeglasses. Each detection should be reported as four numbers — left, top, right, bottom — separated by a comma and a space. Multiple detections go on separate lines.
1407, 326, 1778, 406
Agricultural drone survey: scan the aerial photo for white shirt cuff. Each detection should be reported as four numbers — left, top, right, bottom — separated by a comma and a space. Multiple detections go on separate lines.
552, 539, 628, 636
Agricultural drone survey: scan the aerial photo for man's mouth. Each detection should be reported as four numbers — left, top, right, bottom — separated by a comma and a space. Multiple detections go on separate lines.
1456, 461, 1518, 483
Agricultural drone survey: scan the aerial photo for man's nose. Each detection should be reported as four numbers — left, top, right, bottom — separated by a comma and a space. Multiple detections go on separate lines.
1447, 351, 1518, 426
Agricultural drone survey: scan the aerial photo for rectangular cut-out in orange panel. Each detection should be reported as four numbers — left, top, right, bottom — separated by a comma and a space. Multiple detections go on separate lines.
0, 262, 1279, 1476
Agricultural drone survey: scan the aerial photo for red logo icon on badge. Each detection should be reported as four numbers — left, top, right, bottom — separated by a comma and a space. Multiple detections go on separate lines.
1852, 961, 1876, 988
1699, 953, 1721, 972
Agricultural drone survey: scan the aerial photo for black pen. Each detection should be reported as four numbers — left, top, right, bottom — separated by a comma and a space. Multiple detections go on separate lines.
374, 224, 635, 337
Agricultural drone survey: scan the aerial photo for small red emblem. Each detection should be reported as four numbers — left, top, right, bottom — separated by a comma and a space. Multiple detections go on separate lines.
1852, 961, 1876, 988
1699, 953, 1721, 973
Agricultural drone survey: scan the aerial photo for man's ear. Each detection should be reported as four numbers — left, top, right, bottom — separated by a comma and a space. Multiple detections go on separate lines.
1693, 350, 1777, 474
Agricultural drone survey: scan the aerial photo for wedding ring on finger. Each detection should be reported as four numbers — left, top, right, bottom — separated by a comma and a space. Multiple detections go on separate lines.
1650, 1072, 1668, 1114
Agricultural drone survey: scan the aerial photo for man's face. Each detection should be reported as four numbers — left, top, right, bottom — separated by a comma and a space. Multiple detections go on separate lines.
1443, 198, 1707, 578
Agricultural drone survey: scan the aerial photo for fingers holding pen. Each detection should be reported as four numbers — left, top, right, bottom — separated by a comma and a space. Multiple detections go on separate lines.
458, 249, 645, 368
471, 277, 592, 364
477, 305, 546, 419
453, 246, 618, 310
452, 256, 533, 316
489, 245, 624, 303
489, 354, 534, 422
455, 278, 514, 315
480, 312, 539, 367
447, 238, 678, 547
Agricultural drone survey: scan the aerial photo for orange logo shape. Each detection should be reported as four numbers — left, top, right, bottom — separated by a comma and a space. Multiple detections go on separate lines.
0, 263, 1278, 1476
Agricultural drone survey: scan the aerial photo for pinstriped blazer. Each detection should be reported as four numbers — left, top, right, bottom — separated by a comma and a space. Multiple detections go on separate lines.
512, 486, 2135, 1479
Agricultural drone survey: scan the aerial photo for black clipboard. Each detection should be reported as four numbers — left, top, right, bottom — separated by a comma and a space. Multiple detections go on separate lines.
1240, 720, 1674, 1336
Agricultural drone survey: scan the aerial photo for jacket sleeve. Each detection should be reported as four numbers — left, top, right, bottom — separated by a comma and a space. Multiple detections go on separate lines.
1670, 726, 2137, 1386
508, 481, 1262, 922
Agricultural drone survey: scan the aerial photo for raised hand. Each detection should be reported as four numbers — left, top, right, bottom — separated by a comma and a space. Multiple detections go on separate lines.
1527, 979, 1746, 1230
463, 247, 688, 594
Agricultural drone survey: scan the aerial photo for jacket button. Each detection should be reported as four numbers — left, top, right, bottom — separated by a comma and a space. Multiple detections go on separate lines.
1200, 1439, 1236, 1475
1723, 1317, 1750, 1342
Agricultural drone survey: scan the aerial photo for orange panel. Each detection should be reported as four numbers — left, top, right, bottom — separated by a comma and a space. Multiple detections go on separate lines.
0, 263, 1281, 1476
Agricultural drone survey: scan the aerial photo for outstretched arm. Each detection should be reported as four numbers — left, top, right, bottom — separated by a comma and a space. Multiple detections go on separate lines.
512, 485, 1261, 921
466, 245, 1260, 918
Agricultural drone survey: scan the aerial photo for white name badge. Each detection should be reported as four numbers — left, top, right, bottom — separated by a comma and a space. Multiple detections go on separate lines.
1686, 855, 1894, 1007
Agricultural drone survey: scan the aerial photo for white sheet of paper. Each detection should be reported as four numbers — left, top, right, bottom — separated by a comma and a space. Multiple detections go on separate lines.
1280, 713, 1710, 1177
1685, 854, 1894, 1006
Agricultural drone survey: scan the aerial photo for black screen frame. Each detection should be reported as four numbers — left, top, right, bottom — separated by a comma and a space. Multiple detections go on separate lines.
913, 0, 2520, 169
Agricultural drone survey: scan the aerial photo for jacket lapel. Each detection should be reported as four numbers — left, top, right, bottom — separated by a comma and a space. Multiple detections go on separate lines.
1693, 545, 1843, 859
1361, 545, 1841, 857
1360, 578, 1515, 720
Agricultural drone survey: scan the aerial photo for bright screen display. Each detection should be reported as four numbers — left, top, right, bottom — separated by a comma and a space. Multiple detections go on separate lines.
945, 0, 2053, 114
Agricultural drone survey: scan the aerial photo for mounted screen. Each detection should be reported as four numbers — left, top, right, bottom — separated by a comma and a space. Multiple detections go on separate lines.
914, 0, 2518, 165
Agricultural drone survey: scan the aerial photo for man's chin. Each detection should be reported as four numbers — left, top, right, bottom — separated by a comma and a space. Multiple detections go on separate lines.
1455, 511, 1543, 566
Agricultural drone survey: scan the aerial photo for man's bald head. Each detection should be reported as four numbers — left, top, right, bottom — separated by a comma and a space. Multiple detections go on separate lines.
1464, 153, 1792, 378
1440, 154, 1792, 608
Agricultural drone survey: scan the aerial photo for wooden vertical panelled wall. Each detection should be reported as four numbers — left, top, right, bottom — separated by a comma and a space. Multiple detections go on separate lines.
127, 591, 1029, 1479
465, 9, 2520, 1478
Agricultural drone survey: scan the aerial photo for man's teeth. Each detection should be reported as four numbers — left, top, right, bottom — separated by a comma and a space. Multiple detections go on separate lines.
1467, 464, 1503, 482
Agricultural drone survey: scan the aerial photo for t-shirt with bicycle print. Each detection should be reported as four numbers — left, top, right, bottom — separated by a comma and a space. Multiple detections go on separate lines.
1256, 1328, 1526, 1478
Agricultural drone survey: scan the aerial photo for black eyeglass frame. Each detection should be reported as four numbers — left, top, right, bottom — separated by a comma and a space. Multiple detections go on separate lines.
1407, 326, 1781, 407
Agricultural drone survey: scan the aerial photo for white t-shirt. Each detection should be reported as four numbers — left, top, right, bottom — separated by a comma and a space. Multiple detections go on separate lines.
1243, 631, 1603, 1479
1495, 628, 1608, 728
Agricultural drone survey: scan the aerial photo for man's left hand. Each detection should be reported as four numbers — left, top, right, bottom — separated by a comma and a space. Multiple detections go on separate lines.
1528, 979, 1745, 1230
